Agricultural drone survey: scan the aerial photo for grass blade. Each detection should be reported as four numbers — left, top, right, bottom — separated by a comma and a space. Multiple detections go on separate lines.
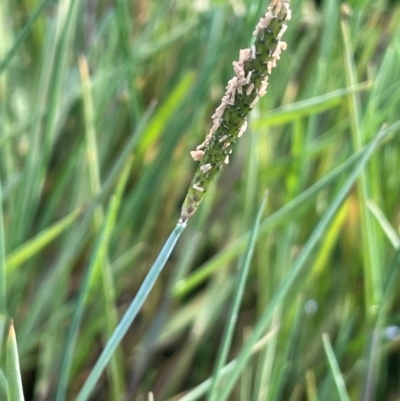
0, 175, 6, 316
6, 207, 83, 272
6, 322, 25, 401
0, 0, 52, 74
174, 329, 278, 401
218, 124, 389, 401
322, 333, 350, 401
367, 200, 400, 249
55, 156, 133, 401
255, 82, 372, 127
342, 13, 382, 312
207, 192, 268, 401
76, 221, 187, 401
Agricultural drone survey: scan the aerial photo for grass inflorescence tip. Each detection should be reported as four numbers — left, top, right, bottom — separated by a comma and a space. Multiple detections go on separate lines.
180, 0, 291, 222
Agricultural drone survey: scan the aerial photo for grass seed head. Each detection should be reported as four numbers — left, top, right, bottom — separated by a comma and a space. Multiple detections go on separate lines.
180, 0, 290, 222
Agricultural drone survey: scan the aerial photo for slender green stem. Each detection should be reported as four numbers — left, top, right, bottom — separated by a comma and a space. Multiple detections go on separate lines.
55, 157, 133, 401
0, 0, 53, 74
218, 125, 388, 401
207, 193, 268, 401
76, 221, 186, 401
322, 333, 351, 401
0, 175, 5, 316
6, 322, 25, 401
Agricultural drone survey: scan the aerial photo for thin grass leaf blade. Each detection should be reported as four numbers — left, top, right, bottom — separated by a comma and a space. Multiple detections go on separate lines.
6, 322, 25, 401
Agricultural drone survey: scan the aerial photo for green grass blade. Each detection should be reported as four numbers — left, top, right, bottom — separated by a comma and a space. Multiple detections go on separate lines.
138, 71, 196, 153
79, 50, 125, 399
367, 200, 400, 249
176, 360, 236, 401
0, 0, 51, 74
79, 56, 102, 200
255, 82, 372, 127
99, 101, 156, 200
12, 0, 80, 246
6, 207, 82, 272
217, 125, 388, 401
0, 176, 6, 316
380, 248, 400, 320
207, 192, 268, 401
6, 322, 25, 401
322, 333, 350, 401
80, 53, 125, 398
55, 156, 133, 401
76, 221, 187, 401
0, 314, 5, 360
174, 329, 278, 401
305, 370, 319, 401
116, 0, 141, 121
0, 366, 7, 400
342, 15, 382, 313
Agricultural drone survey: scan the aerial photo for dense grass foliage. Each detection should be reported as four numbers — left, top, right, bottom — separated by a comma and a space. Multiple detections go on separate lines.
1, 0, 400, 400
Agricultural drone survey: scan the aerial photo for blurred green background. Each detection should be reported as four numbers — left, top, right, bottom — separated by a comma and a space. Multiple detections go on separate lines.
1, 0, 400, 399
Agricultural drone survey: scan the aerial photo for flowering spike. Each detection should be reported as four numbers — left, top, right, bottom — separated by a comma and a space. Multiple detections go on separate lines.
180, 0, 290, 222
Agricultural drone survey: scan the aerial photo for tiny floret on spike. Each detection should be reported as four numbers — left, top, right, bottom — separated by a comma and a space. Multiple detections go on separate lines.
259, 78, 269, 97
250, 95, 259, 108
244, 71, 253, 85
200, 163, 212, 173
192, 183, 205, 192
190, 150, 205, 161
277, 24, 288, 39
238, 120, 248, 138
251, 45, 256, 59
246, 83, 255, 96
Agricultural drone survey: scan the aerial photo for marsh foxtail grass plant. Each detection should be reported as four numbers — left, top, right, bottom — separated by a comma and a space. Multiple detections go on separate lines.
76, 1, 291, 399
